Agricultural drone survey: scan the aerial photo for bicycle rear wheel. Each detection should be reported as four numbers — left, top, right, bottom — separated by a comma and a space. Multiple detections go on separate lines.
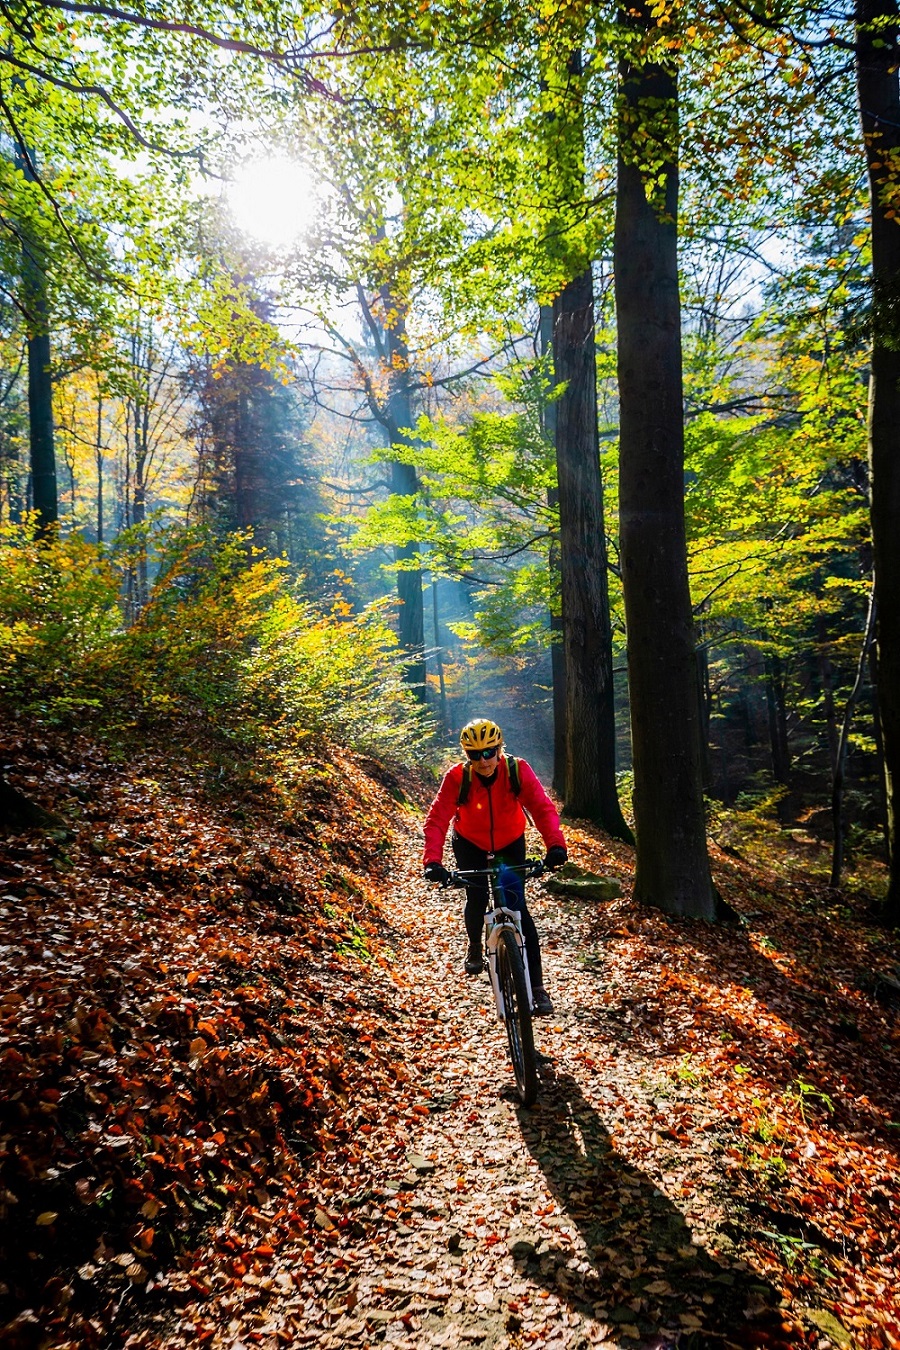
497, 928, 538, 1106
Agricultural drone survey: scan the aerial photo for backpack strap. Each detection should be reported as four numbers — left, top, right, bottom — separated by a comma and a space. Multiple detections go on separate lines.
507, 754, 534, 825
457, 755, 522, 806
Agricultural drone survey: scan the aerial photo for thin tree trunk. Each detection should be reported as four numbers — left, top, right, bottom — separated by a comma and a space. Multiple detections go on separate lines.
856, 0, 900, 921
382, 295, 426, 697
15, 147, 57, 535
135, 397, 150, 604
554, 269, 633, 842
96, 392, 104, 544
869, 640, 889, 849
817, 621, 840, 773
432, 578, 447, 727
540, 303, 567, 796
615, 1, 716, 917
764, 655, 791, 782
831, 585, 878, 886
124, 398, 132, 529
695, 608, 712, 792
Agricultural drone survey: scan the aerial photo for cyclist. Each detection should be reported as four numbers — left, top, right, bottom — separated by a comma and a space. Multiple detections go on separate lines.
422, 717, 567, 1016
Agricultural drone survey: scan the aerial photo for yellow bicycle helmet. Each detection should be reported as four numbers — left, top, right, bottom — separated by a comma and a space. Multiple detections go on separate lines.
459, 718, 503, 753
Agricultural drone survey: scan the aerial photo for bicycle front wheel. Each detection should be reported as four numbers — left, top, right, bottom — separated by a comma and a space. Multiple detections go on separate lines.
497, 929, 538, 1107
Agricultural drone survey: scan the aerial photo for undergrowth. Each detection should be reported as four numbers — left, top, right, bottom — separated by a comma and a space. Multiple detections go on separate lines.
0, 520, 434, 779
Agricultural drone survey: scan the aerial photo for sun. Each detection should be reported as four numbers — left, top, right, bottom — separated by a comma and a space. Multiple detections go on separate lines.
226, 154, 320, 250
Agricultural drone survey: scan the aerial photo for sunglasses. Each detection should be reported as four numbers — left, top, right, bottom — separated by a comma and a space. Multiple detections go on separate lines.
466, 746, 499, 761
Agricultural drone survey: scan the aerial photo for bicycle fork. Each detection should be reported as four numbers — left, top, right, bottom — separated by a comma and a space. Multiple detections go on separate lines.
485, 910, 535, 1020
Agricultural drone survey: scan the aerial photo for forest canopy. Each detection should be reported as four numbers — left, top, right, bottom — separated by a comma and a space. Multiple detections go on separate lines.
0, 0, 897, 919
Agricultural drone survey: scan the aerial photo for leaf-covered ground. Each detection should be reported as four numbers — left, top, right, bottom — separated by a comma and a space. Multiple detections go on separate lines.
2, 723, 899, 1350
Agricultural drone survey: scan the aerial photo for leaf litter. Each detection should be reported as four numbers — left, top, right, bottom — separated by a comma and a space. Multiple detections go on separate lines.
1, 721, 899, 1350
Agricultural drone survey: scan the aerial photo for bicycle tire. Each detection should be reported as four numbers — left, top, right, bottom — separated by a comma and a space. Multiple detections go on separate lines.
497, 928, 538, 1107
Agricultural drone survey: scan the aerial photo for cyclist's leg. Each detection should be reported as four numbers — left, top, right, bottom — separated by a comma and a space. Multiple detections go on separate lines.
519, 908, 544, 989
495, 836, 544, 989
451, 832, 490, 953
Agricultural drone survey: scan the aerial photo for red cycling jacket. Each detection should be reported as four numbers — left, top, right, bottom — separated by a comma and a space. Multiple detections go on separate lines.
422, 755, 566, 863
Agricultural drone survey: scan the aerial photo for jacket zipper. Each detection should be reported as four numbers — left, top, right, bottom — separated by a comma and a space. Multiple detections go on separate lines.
486, 776, 495, 853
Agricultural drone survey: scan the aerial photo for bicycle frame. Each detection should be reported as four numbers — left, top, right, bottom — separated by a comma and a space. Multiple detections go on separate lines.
484, 891, 534, 1022
446, 859, 543, 1019
436, 858, 544, 1106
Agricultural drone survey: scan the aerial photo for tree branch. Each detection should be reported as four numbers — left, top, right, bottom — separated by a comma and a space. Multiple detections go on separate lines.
1, 50, 198, 160
36, 0, 335, 96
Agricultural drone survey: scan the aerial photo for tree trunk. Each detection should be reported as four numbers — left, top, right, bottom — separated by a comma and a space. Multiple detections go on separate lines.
765, 656, 791, 784
615, 4, 716, 917
15, 147, 57, 535
432, 578, 448, 727
816, 620, 840, 774
382, 297, 426, 696
856, 0, 900, 921
869, 639, 890, 850
554, 269, 633, 842
831, 585, 877, 886
96, 392, 104, 544
695, 610, 712, 792
540, 303, 567, 796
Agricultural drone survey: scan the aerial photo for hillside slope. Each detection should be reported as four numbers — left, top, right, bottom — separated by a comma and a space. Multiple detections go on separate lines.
0, 720, 422, 1348
2, 722, 899, 1350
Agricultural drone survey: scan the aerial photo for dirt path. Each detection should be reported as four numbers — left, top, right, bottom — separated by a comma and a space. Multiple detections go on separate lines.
5, 732, 894, 1349
246, 818, 823, 1350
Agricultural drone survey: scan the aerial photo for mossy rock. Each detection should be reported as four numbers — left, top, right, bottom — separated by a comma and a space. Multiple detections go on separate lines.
799, 1308, 851, 1348
543, 863, 621, 902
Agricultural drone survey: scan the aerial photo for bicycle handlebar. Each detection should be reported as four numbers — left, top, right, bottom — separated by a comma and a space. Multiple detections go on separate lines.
437, 858, 547, 889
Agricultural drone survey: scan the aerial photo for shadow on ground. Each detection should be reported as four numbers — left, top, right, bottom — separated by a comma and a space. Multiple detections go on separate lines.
514, 1064, 816, 1350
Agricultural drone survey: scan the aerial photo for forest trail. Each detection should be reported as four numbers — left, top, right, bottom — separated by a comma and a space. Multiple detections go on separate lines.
2, 728, 898, 1350
250, 816, 838, 1350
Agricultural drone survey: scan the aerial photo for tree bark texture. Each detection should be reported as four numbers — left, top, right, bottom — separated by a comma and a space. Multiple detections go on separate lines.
553, 269, 633, 842
856, 0, 900, 920
15, 148, 57, 534
614, 12, 715, 917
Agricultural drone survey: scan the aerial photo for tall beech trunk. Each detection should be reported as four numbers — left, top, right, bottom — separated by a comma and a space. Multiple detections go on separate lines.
381, 304, 425, 696
614, 7, 715, 917
857, 0, 900, 921
540, 303, 567, 796
15, 147, 56, 534
554, 269, 633, 841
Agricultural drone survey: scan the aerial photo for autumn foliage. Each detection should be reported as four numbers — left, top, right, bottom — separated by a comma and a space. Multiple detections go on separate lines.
3, 708, 900, 1348
0, 521, 432, 766
0, 717, 422, 1347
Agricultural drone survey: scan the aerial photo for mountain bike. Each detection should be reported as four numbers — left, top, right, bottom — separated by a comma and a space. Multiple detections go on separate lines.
442, 858, 545, 1107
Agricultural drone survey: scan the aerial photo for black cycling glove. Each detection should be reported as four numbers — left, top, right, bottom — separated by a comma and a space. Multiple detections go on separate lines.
424, 862, 451, 884
544, 846, 567, 870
